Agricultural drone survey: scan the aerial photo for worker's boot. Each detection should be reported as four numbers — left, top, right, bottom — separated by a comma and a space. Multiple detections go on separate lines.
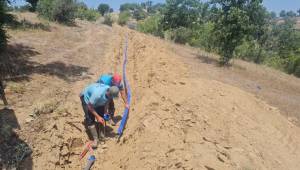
88, 125, 98, 149
98, 124, 105, 141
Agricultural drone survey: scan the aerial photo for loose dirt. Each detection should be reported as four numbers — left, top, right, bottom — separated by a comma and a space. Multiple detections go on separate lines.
1, 13, 300, 170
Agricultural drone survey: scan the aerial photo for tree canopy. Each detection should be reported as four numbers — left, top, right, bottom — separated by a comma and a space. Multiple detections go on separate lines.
97, 3, 110, 16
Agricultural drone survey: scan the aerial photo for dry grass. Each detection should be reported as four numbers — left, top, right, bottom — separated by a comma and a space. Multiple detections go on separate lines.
8, 83, 26, 94
31, 99, 60, 116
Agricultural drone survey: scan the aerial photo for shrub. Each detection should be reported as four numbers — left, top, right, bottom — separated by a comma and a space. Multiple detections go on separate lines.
187, 22, 217, 52
37, 0, 77, 24
234, 40, 267, 63
264, 56, 287, 71
103, 14, 113, 26
286, 56, 300, 76
76, 8, 100, 21
118, 11, 130, 26
37, 0, 53, 20
51, 0, 77, 24
170, 27, 193, 44
295, 65, 300, 77
137, 15, 163, 37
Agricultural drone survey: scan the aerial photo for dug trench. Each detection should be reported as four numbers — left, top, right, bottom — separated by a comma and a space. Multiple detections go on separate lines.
1, 13, 300, 170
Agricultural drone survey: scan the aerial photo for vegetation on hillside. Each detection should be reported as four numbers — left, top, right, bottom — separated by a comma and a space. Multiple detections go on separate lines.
76, 2, 99, 21
1, 0, 300, 77
36, 0, 77, 24
120, 0, 300, 77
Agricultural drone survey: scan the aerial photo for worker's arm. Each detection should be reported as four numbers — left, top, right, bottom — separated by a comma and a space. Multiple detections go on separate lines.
87, 103, 104, 125
120, 89, 129, 108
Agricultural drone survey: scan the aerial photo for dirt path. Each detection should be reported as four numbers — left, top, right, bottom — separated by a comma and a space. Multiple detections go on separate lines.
1, 13, 300, 170
1, 13, 124, 169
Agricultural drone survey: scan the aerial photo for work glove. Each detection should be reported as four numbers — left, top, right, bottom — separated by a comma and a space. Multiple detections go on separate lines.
103, 113, 110, 121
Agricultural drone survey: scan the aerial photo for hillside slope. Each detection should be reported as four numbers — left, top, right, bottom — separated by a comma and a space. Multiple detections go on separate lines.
1, 13, 300, 170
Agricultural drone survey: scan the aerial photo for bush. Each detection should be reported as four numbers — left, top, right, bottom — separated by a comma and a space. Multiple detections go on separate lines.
188, 22, 217, 52
103, 14, 113, 26
168, 27, 193, 44
76, 8, 100, 21
37, 0, 77, 24
118, 11, 130, 26
295, 65, 300, 77
286, 56, 300, 76
234, 40, 267, 63
137, 15, 163, 37
264, 56, 287, 71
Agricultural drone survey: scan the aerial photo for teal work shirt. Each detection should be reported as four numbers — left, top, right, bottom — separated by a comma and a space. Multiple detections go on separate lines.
81, 83, 110, 108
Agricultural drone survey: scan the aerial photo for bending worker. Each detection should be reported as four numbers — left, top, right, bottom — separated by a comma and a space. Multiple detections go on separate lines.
80, 83, 119, 148
96, 73, 128, 126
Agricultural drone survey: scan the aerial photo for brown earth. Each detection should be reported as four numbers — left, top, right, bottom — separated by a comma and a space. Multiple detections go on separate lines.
1, 12, 300, 170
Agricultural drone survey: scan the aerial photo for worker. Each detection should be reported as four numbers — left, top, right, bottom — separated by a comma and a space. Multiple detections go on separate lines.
80, 83, 119, 148
96, 73, 129, 126
0, 80, 9, 109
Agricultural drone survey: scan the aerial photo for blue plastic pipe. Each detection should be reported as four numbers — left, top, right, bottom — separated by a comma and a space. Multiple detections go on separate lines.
118, 35, 131, 137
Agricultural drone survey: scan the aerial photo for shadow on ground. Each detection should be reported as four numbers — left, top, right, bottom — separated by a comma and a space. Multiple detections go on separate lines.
196, 54, 219, 65
0, 43, 90, 82
0, 108, 32, 170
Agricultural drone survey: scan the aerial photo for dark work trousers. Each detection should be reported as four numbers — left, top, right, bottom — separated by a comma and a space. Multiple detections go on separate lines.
108, 98, 115, 116
80, 96, 106, 126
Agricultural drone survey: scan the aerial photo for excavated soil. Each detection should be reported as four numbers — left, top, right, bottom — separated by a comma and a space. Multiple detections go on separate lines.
1, 13, 300, 170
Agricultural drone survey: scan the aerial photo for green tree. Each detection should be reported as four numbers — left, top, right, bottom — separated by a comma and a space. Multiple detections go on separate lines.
162, 0, 202, 30
151, 3, 165, 14
297, 9, 300, 16
279, 10, 286, 17
37, 0, 77, 24
0, 0, 10, 51
120, 3, 139, 12
270, 11, 277, 19
26, 0, 39, 11
286, 10, 297, 17
272, 18, 299, 57
76, 2, 88, 10
97, 3, 109, 16
246, 2, 270, 63
211, 0, 266, 65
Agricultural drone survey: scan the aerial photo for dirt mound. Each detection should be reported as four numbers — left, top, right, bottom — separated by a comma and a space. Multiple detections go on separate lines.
1, 13, 300, 170
93, 28, 300, 170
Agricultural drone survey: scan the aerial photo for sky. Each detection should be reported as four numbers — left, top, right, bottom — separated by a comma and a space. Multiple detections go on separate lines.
13, 0, 300, 14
